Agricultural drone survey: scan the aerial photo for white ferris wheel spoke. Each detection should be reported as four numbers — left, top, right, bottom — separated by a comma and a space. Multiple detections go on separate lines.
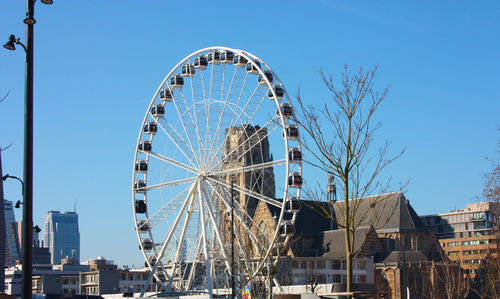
177, 89, 204, 167
207, 176, 282, 208
197, 182, 213, 296
169, 86, 202, 168
199, 182, 233, 273
208, 117, 280, 172
139, 182, 196, 297
205, 179, 269, 249
227, 72, 249, 129
144, 176, 196, 191
186, 70, 205, 170
147, 183, 191, 229
204, 180, 263, 272
155, 119, 199, 170
206, 66, 239, 167
164, 189, 197, 292
185, 231, 203, 291
208, 159, 286, 178
147, 151, 199, 174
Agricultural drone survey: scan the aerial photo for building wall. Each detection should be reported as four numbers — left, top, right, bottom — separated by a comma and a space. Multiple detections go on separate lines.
289, 258, 374, 285
43, 211, 80, 265
421, 201, 499, 276
80, 270, 119, 295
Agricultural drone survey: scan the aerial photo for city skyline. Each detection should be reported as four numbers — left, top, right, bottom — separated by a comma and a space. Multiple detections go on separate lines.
1, 1, 499, 267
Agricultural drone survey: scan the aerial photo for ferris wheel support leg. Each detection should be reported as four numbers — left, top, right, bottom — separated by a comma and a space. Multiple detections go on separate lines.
165, 187, 197, 292
139, 181, 198, 297
186, 233, 203, 291
197, 182, 213, 297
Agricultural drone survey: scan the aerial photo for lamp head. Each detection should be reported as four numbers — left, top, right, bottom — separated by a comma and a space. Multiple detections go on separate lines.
3, 35, 16, 51
41, 0, 53, 4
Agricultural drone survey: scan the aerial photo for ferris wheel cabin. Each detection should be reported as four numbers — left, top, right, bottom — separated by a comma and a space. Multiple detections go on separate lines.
280, 222, 295, 237
278, 103, 293, 119
284, 125, 299, 140
257, 70, 274, 85
181, 63, 195, 77
170, 75, 184, 88
268, 85, 284, 101
246, 60, 261, 74
135, 160, 148, 173
134, 180, 146, 193
233, 54, 248, 67
135, 200, 147, 214
138, 140, 152, 152
194, 55, 208, 70
137, 220, 150, 232
160, 88, 173, 102
289, 147, 302, 163
151, 104, 165, 118
288, 172, 303, 188
220, 50, 234, 64
141, 239, 153, 251
207, 50, 221, 65
144, 122, 158, 135
284, 196, 301, 213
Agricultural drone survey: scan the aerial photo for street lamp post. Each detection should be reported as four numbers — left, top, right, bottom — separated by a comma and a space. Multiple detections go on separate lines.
3, 1, 53, 298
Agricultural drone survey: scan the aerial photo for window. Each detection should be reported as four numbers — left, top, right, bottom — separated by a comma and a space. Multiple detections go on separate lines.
448, 251, 460, 257
411, 236, 417, 250
331, 261, 341, 269
316, 261, 325, 269
388, 236, 395, 250
448, 242, 459, 247
358, 261, 366, 269
472, 212, 483, 220
332, 275, 341, 283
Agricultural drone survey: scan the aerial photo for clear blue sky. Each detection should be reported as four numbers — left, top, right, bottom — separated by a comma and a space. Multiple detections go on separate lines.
1, 1, 498, 267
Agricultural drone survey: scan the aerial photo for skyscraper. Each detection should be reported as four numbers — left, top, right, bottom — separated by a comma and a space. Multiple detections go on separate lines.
3, 200, 20, 266
43, 211, 80, 265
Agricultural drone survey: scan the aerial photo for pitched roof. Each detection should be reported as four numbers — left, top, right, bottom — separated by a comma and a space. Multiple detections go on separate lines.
266, 200, 332, 235
376, 250, 442, 264
318, 226, 377, 259
332, 192, 428, 233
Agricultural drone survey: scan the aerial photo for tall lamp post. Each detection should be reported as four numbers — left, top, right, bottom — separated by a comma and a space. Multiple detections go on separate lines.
3, 1, 53, 298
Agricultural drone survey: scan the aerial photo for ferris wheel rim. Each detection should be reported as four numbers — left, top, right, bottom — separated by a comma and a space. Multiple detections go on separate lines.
132, 46, 302, 294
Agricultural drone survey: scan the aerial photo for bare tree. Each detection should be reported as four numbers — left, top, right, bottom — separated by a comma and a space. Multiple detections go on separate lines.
424, 254, 472, 299
476, 132, 500, 298
295, 65, 404, 294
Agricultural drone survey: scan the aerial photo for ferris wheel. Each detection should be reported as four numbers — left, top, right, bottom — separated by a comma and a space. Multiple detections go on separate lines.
132, 46, 302, 296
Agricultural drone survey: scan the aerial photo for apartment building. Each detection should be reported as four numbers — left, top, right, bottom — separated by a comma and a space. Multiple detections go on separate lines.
421, 201, 499, 274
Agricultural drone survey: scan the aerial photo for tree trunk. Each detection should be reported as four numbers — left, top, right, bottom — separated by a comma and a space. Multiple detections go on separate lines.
344, 181, 353, 294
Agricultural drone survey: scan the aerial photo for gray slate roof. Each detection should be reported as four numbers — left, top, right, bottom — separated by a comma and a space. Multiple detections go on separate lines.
332, 192, 428, 233
318, 226, 376, 259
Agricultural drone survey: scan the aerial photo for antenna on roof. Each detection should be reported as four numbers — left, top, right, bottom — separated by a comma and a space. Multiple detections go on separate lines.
74, 200, 77, 213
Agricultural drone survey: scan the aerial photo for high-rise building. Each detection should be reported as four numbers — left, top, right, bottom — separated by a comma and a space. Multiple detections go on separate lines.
420, 201, 499, 275
43, 211, 80, 265
15, 220, 39, 251
4, 200, 20, 266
